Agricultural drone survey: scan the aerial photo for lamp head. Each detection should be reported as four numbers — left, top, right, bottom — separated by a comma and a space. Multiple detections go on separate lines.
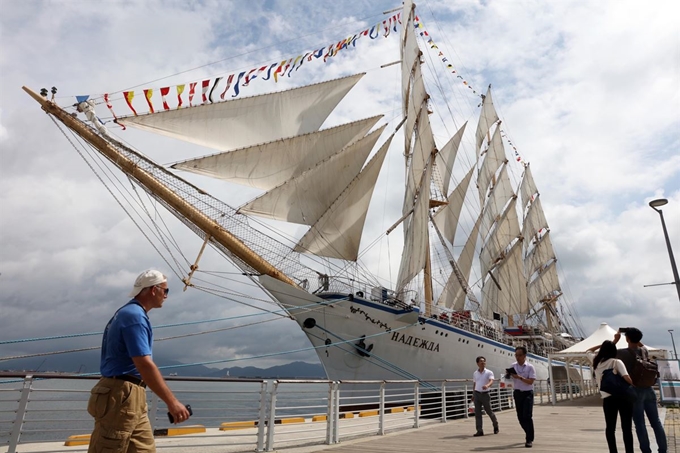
649, 198, 668, 209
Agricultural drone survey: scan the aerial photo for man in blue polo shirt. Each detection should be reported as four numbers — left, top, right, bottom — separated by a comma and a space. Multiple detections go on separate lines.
87, 269, 190, 453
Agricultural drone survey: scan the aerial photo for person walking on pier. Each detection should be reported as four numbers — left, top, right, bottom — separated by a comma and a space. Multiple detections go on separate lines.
472, 356, 499, 437
87, 269, 191, 453
587, 339, 635, 453
615, 328, 667, 453
508, 346, 536, 448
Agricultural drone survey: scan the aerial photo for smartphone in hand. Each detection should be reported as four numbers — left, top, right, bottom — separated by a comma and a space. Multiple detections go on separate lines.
167, 404, 192, 424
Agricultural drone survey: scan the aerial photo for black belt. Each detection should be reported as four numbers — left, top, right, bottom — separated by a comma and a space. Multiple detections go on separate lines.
108, 375, 146, 388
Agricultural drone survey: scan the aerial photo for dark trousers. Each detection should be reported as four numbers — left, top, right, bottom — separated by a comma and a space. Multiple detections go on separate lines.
473, 391, 498, 433
632, 386, 666, 453
602, 395, 634, 453
513, 390, 534, 442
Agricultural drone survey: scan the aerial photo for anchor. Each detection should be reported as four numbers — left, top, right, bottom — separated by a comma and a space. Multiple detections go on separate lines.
354, 334, 373, 357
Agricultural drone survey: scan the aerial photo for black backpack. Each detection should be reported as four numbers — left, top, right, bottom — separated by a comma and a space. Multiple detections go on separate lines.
629, 348, 659, 388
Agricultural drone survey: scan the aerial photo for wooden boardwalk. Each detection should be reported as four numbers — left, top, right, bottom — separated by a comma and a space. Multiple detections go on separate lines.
284, 396, 677, 453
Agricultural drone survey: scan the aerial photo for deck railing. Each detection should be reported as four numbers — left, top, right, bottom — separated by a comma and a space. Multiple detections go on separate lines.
0, 373, 589, 453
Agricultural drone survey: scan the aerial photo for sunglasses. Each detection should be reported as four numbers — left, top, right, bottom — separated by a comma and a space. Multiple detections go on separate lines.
155, 286, 170, 295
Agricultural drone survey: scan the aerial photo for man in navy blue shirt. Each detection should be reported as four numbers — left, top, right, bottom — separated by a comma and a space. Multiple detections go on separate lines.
87, 270, 190, 453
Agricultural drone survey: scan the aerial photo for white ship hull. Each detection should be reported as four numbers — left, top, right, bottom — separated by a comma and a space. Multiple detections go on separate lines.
261, 276, 566, 383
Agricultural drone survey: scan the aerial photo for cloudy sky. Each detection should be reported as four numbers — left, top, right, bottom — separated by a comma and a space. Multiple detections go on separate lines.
1, 0, 679, 375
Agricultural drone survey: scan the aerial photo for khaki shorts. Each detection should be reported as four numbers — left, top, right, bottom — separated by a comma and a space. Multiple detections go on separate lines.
87, 378, 155, 453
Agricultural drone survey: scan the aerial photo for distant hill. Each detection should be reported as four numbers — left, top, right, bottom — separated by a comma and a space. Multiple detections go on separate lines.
205, 361, 326, 379
2, 351, 325, 379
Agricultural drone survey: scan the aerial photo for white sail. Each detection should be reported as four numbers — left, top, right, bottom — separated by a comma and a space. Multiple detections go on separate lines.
480, 196, 520, 278
477, 127, 507, 202
396, 159, 432, 293
401, 0, 420, 138
519, 163, 538, 209
119, 74, 364, 151
482, 241, 528, 317
294, 134, 394, 261
525, 231, 556, 277
474, 86, 500, 159
433, 166, 474, 245
436, 122, 467, 196
404, 89, 435, 215
401, 1, 430, 216
522, 195, 549, 241
480, 164, 514, 237
437, 213, 482, 310
239, 125, 386, 224
170, 116, 382, 190
528, 260, 561, 305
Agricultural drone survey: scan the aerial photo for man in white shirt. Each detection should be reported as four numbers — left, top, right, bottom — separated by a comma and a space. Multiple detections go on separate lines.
472, 356, 499, 436
509, 346, 536, 448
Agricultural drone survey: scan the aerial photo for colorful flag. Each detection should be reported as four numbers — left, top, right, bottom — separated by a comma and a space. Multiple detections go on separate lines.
220, 74, 235, 99
287, 55, 302, 76
244, 68, 258, 86
232, 72, 246, 97
295, 53, 311, 71
177, 84, 185, 108
262, 62, 280, 81
323, 44, 334, 62
273, 60, 288, 82
208, 77, 222, 103
143, 89, 155, 113
369, 23, 380, 39
103, 93, 125, 129
123, 91, 137, 116
160, 87, 170, 110
189, 82, 197, 106
201, 80, 210, 103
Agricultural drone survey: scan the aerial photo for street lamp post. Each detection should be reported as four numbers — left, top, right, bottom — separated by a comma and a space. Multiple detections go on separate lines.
669, 329, 678, 360
649, 198, 680, 303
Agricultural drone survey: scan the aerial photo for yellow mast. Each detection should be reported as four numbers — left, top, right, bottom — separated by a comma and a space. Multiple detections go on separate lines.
23, 87, 298, 289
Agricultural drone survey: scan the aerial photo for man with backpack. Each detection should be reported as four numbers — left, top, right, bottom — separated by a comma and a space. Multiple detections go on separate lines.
615, 327, 667, 453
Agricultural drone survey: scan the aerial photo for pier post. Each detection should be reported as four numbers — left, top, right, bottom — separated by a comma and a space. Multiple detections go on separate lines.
265, 381, 278, 451
379, 382, 385, 435
413, 383, 420, 428
8, 375, 33, 453
256, 381, 268, 452
548, 356, 556, 406
441, 382, 447, 423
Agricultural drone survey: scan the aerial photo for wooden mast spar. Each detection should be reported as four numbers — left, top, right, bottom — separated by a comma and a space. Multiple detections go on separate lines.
23, 86, 298, 289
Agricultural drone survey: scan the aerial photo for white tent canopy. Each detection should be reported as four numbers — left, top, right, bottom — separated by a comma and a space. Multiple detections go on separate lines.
547, 322, 668, 405
559, 322, 666, 356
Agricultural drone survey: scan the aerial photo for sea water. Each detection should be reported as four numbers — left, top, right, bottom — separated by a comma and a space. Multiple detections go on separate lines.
0, 377, 330, 444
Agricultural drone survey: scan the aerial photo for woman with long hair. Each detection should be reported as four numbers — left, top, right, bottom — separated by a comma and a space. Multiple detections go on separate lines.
586, 339, 634, 453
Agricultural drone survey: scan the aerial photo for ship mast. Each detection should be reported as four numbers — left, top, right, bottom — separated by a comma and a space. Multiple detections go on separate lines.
23, 86, 298, 289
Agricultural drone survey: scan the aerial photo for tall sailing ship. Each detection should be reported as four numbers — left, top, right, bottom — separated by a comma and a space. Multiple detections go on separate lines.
25, 0, 584, 383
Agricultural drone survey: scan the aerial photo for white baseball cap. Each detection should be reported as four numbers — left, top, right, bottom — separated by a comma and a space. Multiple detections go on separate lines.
129, 269, 167, 298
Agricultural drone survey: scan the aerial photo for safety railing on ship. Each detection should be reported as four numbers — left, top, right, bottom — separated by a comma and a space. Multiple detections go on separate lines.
1, 373, 583, 453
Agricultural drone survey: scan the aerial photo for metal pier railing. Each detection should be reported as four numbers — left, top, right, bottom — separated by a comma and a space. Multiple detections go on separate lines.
0, 373, 594, 453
